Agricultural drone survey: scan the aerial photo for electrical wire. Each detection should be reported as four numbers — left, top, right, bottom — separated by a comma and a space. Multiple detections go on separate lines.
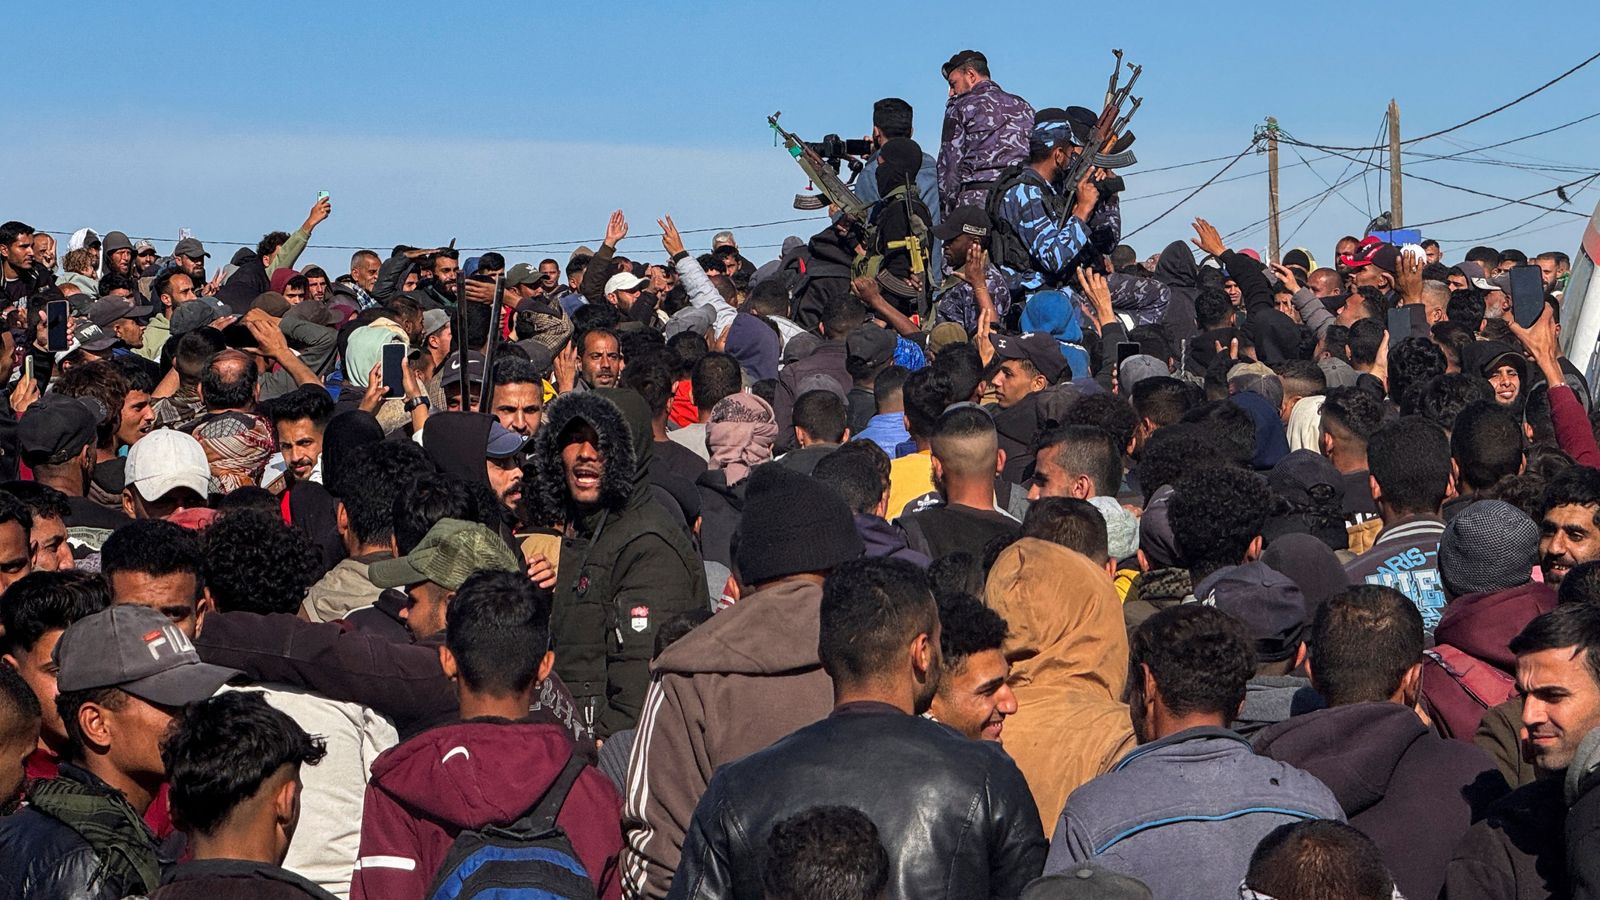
1123, 141, 1259, 239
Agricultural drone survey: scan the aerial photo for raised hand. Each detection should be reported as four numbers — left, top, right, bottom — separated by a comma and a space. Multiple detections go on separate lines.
1190, 218, 1227, 258
604, 210, 629, 247
658, 216, 685, 257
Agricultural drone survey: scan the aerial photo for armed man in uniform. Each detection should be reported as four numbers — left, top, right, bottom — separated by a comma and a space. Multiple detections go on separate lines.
937, 50, 1036, 218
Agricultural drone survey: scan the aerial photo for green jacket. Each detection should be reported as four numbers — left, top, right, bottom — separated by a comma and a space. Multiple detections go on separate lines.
136, 313, 170, 362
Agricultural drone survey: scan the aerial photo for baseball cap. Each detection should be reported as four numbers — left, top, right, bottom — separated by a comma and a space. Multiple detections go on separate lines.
368, 518, 519, 591
927, 321, 969, 356
18, 394, 102, 465
990, 331, 1069, 382
54, 605, 240, 706
932, 206, 992, 242
604, 272, 648, 295
1457, 261, 1498, 292
88, 295, 154, 329
1337, 235, 1384, 269
845, 323, 896, 369
504, 262, 540, 288
485, 420, 528, 459
252, 291, 291, 317
711, 231, 737, 249
1463, 340, 1527, 379
170, 299, 228, 336
1195, 562, 1310, 663
174, 236, 209, 260
422, 308, 451, 337
941, 49, 987, 78
134, 239, 157, 256
1118, 354, 1167, 390
440, 351, 486, 389
125, 429, 211, 502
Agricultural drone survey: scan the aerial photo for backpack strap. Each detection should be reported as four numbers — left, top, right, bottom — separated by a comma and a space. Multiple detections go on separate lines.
510, 752, 589, 834
1424, 645, 1516, 709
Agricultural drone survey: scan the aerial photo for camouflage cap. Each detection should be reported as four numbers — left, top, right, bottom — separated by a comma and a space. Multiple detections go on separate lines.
368, 518, 518, 591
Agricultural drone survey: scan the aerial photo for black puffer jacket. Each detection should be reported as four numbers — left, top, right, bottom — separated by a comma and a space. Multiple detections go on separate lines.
670, 703, 1046, 899
527, 389, 707, 738
0, 763, 164, 899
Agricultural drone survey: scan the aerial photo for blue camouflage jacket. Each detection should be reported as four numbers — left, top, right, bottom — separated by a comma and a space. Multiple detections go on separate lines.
996, 170, 1122, 291
937, 79, 1035, 216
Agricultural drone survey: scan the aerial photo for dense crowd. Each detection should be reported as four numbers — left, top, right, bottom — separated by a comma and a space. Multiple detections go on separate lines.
0, 46, 1595, 900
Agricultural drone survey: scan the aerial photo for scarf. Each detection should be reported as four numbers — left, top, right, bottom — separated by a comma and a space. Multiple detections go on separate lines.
707, 392, 776, 485
28, 765, 161, 895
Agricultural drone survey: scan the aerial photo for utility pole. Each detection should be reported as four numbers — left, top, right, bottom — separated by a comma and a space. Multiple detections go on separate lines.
1388, 99, 1403, 228
1266, 117, 1280, 264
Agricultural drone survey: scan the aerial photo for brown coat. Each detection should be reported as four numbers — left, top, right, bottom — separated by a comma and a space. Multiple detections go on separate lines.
620, 578, 834, 899
985, 538, 1137, 828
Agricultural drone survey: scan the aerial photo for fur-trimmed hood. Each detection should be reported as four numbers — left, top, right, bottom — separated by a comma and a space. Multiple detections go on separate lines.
525, 390, 641, 527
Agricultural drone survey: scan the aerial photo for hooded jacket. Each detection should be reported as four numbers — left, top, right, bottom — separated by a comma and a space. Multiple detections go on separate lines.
1254, 702, 1506, 900
854, 512, 930, 566
352, 720, 622, 900
528, 391, 707, 738
152, 858, 337, 900
622, 578, 836, 899
1443, 776, 1568, 900
370, 253, 414, 304
216, 249, 272, 316
1152, 240, 1200, 345
985, 538, 1136, 828
773, 339, 850, 451
694, 467, 745, 569
1423, 581, 1556, 740
1229, 390, 1290, 469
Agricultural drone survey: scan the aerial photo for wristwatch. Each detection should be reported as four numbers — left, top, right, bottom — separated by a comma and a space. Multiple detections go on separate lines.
404, 395, 431, 412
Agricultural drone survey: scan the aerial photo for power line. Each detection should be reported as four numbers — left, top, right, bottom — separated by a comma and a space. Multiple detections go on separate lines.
1123, 141, 1259, 239
1283, 48, 1600, 152
1405, 172, 1600, 228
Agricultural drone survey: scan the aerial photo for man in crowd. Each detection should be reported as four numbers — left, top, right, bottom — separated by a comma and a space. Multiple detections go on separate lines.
927, 592, 1016, 741
937, 50, 1035, 216
262, 385, 334, 491
671, 558, 1046, 898
1539, 465, 1600, 587
0, 483, 74, 573
898, 406, 1020, 560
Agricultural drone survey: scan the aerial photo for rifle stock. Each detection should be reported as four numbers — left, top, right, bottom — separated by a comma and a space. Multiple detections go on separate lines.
768, 112, 871, 222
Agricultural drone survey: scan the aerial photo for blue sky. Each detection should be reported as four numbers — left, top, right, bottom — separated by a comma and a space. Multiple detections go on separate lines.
10, 1, 1600, 275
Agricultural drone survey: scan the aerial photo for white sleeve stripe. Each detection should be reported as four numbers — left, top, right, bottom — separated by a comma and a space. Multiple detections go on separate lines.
355, 855, 418, 871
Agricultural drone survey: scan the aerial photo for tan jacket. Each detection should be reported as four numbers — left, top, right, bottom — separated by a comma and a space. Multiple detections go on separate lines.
986, 538, 1136, 828
621, 579, 834, 899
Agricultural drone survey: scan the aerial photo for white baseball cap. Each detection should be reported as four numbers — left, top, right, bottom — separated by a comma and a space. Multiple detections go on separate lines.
125, 429, 212, 502
604, 272, 648, 295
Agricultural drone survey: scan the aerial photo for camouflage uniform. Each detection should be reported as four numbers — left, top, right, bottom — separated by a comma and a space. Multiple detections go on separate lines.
995, 169, 1122, 292
934, 264, 1013, 334
937, 80, 1035, 217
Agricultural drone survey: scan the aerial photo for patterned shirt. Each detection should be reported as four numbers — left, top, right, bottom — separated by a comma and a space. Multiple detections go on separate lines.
997, 173, 1122, 291
937, 80, 1036, 217
934, 264, 1013, 334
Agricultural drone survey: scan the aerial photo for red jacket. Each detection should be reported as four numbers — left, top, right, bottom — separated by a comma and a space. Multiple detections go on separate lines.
352, 720, 622, 900
1422, 581, 1556, 740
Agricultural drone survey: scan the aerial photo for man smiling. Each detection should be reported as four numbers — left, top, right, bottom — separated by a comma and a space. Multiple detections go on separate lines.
1540, 467, 1600, 586
929, 592, 1015, 742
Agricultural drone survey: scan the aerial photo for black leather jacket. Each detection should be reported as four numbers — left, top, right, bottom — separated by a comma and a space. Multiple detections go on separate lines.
0, 764, 162, 900
668, 702, 1047, 899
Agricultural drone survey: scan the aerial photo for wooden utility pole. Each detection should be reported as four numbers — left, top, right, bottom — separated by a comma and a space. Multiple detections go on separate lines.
1266, 117, 1280, 264
1388, 99, 1404, 228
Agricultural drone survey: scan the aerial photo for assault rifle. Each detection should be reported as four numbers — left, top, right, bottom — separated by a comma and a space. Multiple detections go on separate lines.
1058, 51, 1144, 227
768, 112, 871, 223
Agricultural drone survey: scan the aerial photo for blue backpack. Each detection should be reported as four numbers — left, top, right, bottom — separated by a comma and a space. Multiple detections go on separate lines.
425, 754, 597, 900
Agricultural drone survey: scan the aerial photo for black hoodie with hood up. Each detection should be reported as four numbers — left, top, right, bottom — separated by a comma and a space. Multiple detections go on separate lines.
526, 389, 707, 738
1152, 240, 1201, 346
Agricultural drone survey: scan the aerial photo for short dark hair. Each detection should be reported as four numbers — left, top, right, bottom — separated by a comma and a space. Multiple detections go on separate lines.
172, 329, 227, 386
109, 352, 157, 395
1447, 290, 1486, 330
1272, 358, 1327, 397
256, 231, 290, 260
0, 491, 31, 537
100, 519, 205, 600
690, 352, 742, 411
1321, 386, 1386, 449
1310, 586, 1424, 706
813, 442, 889, 515
1543, 466, 1600, 533
819, 558, 936, 685
0, 221, 34, 245
935, 592, 1008, 672
1131, 604, 1256, 718
446, 570, 552, 695
56, 361, 129, 449
1180, 400, 1256, 468
1367, 417, 1451, 515
873, 365, 910, 410
1451, 400, 1524, 491
1402, 373, 1491, 432
492, 356, 543, 389
1134, 424, 1226, 504
819, 293, 867, 339
1036, 424, 1122, 498
793, 390, 849, 444
327, 440, 431, 546
0, 662, 40, 747
200, 352, 258, 411
620, 361, 674, 417
0, 571, 110, 656
1347, 318, 1385, 367
263, 385, 334, 430
201, 510, 321, 615
1195, 287, 1234, 330
1246, 820, 1396, 900
872, 98, 914, 139
162, 690, 325, 835
1170, 467, 1271, 573
57, 686, 127, 760
1059, 393, 1139, 458
1021, 497, 1108, 563
0, 481, 69, 524
901, 366, 951, 440
1511, 602, 1600, 687
666, 331, 708, 377
1131, 376, 1196, 429
393, 474, 484, 555
763, 806, 890, 900
1386, 336, 1447, 404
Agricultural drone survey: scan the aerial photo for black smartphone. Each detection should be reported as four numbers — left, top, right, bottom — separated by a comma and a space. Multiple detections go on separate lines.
381, 342, 406, 399
1509, 265, 1546, 328
1387, 305, 1427, 340
1116, 342, 1142, 367
46, 300, 68, 351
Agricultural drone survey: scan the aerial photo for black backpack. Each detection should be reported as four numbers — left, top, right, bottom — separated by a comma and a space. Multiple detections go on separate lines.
424, 754, 597, 900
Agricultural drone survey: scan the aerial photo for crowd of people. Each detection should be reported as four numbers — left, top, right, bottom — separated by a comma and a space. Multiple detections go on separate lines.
0, 45, 1595, 900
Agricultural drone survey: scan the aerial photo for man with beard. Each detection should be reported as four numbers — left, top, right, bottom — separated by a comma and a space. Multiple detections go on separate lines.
524, 390, 705, 741
578, 327, 624, 390
671, 558, 1045, 899
937, 50, 1035, 217
422, 411, 527, 518
931, 207, 1010, 333
422, 248, 460, 310
262, 385, 333, 491
1, 221, 56, 306
1539, 466, 1600, 586
993, 108, 1119, 292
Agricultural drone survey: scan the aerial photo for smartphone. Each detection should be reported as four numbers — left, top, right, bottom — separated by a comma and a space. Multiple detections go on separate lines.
46, 300, 69, 351
317, 191, 330, 202
1116, 342, 1142, 367
381, 342, 406, 399
1387, 305, 1427, 340
1509, 265, 1546, 328
23, 355, 33, 382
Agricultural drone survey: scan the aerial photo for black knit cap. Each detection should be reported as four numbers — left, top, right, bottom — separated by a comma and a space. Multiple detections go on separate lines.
735, 463, 864, 585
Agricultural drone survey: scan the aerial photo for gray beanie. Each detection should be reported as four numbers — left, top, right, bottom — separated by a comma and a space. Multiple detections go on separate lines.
1439, 499, 1539, 597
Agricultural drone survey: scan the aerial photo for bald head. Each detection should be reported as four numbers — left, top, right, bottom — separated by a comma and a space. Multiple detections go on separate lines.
1308, 268, 1342, 298
200, 349, 259, 412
